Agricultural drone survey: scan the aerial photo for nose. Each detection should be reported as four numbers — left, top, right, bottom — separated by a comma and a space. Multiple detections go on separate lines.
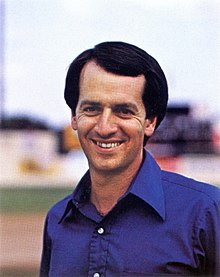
94, 109, 117, 138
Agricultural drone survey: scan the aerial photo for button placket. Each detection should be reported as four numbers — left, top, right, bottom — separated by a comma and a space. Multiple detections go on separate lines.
88, 224, 109, 277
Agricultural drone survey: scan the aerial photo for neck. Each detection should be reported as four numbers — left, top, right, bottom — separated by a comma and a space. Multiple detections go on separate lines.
90, 160, 142, 216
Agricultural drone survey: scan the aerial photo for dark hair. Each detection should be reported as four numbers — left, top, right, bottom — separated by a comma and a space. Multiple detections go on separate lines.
64, 41, 168, 141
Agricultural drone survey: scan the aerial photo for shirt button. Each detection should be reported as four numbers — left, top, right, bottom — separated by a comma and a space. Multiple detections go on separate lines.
93, 273, 100, 277
97, 227, 104, 234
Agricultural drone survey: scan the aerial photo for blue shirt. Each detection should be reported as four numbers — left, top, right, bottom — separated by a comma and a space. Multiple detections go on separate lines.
40, 150, 220, 277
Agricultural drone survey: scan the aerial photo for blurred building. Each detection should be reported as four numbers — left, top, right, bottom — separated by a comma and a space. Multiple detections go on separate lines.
0, 116, 85, 186
147, 105, 214, 157
58, 124, 81, 154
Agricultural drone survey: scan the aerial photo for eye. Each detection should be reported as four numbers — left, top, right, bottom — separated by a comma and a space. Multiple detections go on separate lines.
114, 107, 134, 118
84, 106, 95, 112
83, 106, 101, 116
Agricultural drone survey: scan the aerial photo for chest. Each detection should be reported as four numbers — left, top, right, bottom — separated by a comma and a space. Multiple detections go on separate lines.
48, 209, 202, 276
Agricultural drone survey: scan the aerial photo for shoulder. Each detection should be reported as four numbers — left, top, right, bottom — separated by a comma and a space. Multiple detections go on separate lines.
161, 170, 220, 204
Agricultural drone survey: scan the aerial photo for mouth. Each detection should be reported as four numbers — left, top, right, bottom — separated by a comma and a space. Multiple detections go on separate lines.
93, 140, 122, 149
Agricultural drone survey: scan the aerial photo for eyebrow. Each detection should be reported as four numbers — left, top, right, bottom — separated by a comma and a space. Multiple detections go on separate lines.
79, 100, 138, 111
79, 100, 100, 105
113, 103, 138, 112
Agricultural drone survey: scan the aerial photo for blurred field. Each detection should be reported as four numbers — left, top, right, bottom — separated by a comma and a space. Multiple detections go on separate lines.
0, 187, 73, 277
0, 187, 73, 213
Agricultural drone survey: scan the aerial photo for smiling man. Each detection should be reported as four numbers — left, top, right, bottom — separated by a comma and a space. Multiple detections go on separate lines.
40, 42, 220, 277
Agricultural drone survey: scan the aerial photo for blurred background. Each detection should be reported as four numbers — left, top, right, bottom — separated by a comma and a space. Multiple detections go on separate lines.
0, 0, 220, 276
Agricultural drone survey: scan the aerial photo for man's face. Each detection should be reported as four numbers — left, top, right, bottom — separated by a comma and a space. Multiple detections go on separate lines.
72, 61, 156, 175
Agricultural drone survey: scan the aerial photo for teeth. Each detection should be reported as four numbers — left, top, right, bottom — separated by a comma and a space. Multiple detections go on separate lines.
96, 141, 120, 149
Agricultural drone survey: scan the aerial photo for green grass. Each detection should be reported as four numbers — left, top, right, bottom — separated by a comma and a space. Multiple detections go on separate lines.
0, 186, 73, 213
1, 183, 219, 214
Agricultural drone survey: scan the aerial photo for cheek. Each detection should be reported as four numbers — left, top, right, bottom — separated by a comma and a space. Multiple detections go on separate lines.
120, 124, 145, 145
76, 117, 94, 135
123, 118, 146, 134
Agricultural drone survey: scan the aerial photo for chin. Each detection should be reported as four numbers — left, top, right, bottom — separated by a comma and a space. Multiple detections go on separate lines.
91, 160, 130, 174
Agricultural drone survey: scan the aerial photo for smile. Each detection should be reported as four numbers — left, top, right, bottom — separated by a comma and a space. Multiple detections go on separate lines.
95, 141, 121, 149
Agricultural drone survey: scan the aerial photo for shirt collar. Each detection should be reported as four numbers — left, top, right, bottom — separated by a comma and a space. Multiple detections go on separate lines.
59, 149, 165, 223
129, 150, 165, 221
58, 172, 91, 224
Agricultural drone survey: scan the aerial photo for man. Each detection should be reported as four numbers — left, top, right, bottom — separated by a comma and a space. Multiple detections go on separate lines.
40, 41, 220, 276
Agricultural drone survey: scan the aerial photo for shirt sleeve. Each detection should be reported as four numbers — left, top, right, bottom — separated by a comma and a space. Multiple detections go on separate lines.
40, 216, 51, 277
195, 193, 220, 276
208, 197, 220, 276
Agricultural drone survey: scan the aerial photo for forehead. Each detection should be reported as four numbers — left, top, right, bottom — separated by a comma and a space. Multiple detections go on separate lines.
79, 61, 146, 101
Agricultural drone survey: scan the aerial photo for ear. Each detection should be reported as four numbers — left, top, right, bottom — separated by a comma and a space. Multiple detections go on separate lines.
71, 113, 77, 130
144, 117, 157, 137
